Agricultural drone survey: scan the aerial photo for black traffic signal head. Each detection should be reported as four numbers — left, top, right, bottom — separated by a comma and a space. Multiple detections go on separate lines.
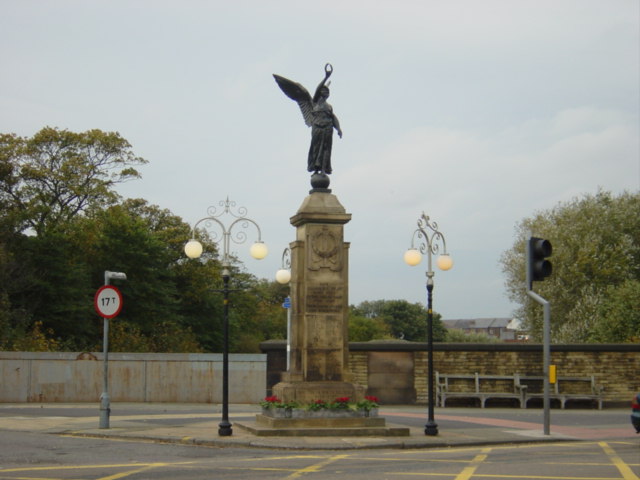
528, 236, 552, 285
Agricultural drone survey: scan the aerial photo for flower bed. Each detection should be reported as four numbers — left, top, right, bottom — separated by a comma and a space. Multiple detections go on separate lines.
259, 396, 379, 418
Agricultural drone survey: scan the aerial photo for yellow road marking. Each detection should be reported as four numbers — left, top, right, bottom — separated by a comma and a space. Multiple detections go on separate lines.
98, 463, 167, 480
389, 441, 588, 456
395, 473, 626, 479
221, 466, 299, 473
286, 454, 350, 478
599, 441, 640, 480
242, 455, 329, 461
454, 448, 492, 480
0, 464, 136, 472
360, 457, 476, 465
0, 461, 193, 473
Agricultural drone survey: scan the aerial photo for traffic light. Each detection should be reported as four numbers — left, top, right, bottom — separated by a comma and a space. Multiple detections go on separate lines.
528, 236, 552, 285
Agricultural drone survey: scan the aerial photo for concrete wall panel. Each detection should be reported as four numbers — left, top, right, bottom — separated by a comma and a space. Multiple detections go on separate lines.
1, 360, 30, 401
0, 352, 266, 404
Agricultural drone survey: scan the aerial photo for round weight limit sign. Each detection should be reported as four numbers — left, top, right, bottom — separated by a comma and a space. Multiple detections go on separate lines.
94, 285, 123, 319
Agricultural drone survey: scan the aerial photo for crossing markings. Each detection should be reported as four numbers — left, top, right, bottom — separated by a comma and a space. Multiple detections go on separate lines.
381, 442, 638, 479
599, 441, 640, 480
385, 448, 494, 479
285, 454, 350, 478
97, 462, 169, 480
0, 441, 637, 479
0, 461, 194, 479
452, 448, 492, 480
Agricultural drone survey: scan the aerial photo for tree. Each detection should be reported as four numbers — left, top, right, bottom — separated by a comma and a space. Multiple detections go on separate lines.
0, 128, 148, 350
500, 191, 640, 342
590, 279, 640, 343
76, 199, 224, 352
9, 230, 94, 347
350, 299, 447, 342
0, 194, 219, 351
0, 127, 147, 235
0, 126, 293, 352
230, 278, 289, 352
80, 203, 185, 330
350, 300, 387, 319
348, 313, 391, 342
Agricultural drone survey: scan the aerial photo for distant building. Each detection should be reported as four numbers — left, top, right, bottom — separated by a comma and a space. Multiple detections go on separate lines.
442, 318, 525, 341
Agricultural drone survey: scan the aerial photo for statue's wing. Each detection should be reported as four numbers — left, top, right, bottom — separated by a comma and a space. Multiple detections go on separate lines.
273, 74, 313, 127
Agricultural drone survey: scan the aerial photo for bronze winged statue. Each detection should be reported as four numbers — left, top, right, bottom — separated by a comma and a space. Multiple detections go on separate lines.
273, 63, 342, 176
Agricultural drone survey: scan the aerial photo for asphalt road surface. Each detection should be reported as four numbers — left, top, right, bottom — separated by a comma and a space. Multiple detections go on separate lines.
0, 403, 637, 479
1, 430, 638, 479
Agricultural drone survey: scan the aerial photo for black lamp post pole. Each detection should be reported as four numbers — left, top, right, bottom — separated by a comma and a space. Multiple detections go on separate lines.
425, 278, 438, 436
185, 198, 267, 438
219, 270, 232, 437
405, 212, 452, 437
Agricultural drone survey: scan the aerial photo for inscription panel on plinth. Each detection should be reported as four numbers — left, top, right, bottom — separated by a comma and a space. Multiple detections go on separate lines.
305, 283, 343, 314
306, 348, 343, 381
303, 282, 347, 382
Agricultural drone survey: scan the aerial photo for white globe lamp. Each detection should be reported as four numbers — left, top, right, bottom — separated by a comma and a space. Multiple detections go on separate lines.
184, 239, 203, 259
436, 254, 453, 271
250, 241, 268, 260
403, 248, 422, 266
275, 269, 292, 284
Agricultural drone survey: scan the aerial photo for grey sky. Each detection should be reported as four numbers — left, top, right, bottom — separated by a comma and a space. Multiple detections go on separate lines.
1, 0, 638, 319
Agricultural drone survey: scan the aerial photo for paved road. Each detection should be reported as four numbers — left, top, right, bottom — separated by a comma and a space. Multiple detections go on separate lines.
0, 431, 637, 479
0, 403, 637, 479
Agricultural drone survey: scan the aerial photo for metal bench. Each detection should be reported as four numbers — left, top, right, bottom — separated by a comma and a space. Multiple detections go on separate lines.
520, 375, 604, 409
435, 372, 526, 408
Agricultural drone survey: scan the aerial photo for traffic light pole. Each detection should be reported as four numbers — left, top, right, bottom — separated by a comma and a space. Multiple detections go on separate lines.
526, 237, 551, 436
526, 289, 551, 436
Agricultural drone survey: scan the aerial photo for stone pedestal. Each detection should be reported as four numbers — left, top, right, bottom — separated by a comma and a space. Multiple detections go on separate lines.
236, 406, 410, 437
273, 192, 364, 404
238, 414, 410, 437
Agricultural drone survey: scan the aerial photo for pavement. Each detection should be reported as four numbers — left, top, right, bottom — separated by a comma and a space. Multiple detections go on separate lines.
0, 403, 637, 450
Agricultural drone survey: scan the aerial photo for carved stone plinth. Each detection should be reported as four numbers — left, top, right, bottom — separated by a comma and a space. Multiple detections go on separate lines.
272, 192, 364, 404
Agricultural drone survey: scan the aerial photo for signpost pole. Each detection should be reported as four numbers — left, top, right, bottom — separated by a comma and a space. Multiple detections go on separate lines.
96, 271, 126, 429
100, 315, 110, 429
283, 296, 291, 370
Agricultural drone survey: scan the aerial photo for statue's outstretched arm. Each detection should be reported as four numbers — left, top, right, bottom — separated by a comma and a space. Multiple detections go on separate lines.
313, 63, 333, 103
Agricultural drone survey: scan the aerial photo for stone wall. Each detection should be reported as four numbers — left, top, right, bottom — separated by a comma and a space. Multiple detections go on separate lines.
4, 343, 636, 406
263, 341, 640, 406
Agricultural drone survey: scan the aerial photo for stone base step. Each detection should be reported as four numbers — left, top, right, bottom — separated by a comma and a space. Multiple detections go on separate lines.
256, 413, 385, 429
236, 416, 410, 437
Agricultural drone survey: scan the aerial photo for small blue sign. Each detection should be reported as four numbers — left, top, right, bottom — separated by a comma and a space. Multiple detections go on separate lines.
282, 296, 291, 309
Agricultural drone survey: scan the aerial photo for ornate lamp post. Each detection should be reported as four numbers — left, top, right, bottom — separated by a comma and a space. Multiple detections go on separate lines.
275, 248, 292, 370
184, 198, 268, 436
404, 212, 453, 436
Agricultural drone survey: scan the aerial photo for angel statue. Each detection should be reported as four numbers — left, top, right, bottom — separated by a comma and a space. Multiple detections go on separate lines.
273, 63, 342, 177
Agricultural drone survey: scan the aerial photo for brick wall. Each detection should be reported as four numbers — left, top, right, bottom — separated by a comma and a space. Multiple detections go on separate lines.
262, 341, 640, 406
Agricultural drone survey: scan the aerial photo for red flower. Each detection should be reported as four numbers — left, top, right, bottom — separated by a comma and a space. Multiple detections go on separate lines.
334, 397, 350, 403
364, 395, 379, 403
